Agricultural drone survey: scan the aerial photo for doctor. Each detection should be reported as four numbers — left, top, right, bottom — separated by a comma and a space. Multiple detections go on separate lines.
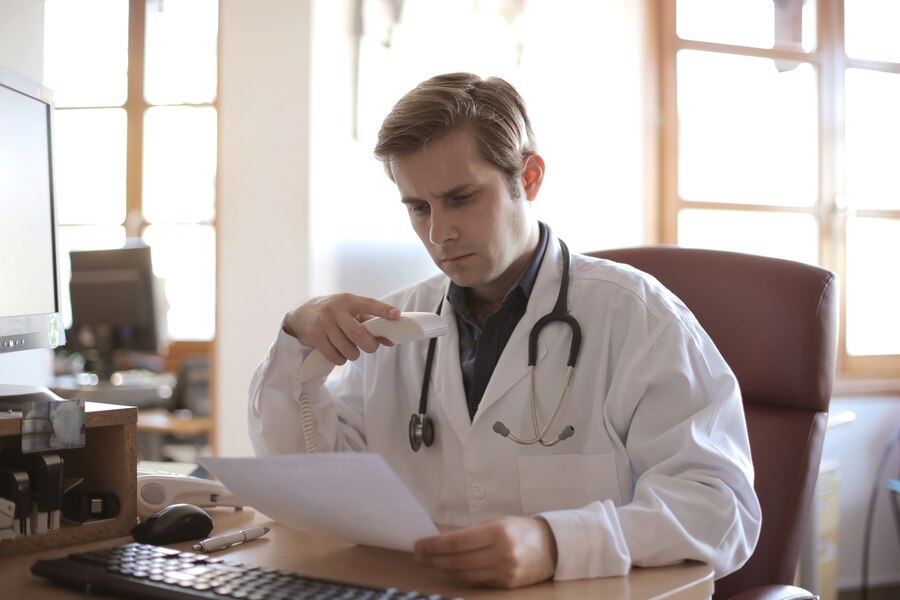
249, 72, 761, 589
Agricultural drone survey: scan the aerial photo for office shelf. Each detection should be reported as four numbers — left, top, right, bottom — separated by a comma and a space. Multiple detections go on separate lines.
0, 402, 137, 558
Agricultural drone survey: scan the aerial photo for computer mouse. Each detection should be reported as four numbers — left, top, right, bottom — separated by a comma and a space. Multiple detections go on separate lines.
131, 503, 213, 545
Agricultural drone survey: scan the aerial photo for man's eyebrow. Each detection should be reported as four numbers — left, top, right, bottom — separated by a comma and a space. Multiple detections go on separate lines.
400, 184, 474, 204
438, 184, 475, 199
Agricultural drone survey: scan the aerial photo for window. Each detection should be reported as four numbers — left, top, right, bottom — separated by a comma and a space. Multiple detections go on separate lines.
44, 0, 218, 350
656, 0, 900, 387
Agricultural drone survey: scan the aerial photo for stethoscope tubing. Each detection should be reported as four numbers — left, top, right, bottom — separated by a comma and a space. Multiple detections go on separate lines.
410, 238, 580, 451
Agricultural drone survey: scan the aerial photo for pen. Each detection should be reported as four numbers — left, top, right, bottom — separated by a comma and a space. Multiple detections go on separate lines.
193, 526, 270, 553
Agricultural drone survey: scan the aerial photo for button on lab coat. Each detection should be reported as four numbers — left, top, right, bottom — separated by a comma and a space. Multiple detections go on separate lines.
248, 233, 761, 581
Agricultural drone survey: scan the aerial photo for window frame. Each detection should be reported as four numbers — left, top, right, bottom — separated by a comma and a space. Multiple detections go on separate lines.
654, 0, 900, 394
51, 0, 216, 368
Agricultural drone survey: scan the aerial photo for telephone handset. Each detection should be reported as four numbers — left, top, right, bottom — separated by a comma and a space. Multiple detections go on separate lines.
297, 312, 447, 453
298, 312, 448, 383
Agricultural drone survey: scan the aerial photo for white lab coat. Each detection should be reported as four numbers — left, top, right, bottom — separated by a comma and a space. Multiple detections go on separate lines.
248, 233, 761, 581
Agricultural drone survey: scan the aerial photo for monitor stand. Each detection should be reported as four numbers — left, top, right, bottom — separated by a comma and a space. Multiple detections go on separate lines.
79, 323, 117, 381
0, 384, 66, 408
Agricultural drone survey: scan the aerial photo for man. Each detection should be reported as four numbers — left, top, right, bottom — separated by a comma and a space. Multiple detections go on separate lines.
248, 72, 761, 589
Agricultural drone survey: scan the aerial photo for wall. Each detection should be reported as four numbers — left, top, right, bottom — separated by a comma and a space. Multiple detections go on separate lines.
822, 396, 900, 590
216, 0, 313, 457
0, 0, 42, 80
0, 0, 53, 388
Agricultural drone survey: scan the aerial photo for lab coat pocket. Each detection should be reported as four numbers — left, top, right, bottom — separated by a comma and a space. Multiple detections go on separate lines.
518, 453, 621, 516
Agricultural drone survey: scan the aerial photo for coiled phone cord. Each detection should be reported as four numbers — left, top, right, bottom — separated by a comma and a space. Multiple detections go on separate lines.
298, 394, 320, 454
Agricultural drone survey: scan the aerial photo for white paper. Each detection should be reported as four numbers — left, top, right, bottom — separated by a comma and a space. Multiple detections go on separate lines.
200, 453, 439, 551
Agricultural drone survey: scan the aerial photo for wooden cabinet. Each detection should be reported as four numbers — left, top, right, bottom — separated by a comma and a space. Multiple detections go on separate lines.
0, 402, 137, 558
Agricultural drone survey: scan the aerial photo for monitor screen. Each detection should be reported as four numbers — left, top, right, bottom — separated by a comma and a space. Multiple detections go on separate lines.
0, 66, 64, 355
67, 242, 166, 380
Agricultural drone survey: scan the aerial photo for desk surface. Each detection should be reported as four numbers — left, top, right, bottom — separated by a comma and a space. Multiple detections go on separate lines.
0, 508, 714, 599
137, 408, 213, 435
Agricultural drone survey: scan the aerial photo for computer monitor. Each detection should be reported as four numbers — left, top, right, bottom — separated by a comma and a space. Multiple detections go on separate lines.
0, 66, 65, 400
67, 242, 167, 380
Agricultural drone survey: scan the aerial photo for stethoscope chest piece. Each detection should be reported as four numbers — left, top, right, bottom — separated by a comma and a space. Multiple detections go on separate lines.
409, 413, 434, 452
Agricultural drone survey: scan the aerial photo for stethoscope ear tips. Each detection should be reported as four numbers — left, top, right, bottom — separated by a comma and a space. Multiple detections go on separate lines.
409, 413, 435, 452
492, 421, 574, 445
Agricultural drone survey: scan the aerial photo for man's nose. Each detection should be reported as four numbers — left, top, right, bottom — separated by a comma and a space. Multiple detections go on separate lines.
429, 205, 457, 245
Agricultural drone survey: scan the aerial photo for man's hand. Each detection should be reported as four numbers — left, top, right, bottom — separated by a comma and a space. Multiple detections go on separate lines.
283, 293, 400, 365
413, 517, 558, 589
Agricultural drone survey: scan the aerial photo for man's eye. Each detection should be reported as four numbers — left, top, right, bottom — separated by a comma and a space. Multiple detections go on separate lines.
452, 193, 473, 203
407, 203, 429, 215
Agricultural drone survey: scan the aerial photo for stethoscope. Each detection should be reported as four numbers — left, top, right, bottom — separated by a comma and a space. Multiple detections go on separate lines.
409, 239, 582, 452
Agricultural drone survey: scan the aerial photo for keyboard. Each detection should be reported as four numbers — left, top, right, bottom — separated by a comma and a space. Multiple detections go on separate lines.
31, 542, 459, 600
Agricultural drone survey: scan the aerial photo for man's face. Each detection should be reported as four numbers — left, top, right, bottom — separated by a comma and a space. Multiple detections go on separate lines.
391, 128, 541, 304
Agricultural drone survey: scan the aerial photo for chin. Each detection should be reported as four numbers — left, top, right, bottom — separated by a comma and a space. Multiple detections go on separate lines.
443, 272, 474, 288
435, 263, 470, 285
450, 274, 496, 295
441, 275, 475, 292
434, 259, 492, 290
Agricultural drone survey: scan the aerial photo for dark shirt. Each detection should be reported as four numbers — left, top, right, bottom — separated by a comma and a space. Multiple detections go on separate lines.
447, 222, 550, 420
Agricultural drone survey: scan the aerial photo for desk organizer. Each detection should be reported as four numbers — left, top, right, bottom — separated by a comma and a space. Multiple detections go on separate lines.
0, 401, 137, 558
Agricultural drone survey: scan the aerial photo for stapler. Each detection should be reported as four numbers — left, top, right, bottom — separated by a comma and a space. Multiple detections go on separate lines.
31, 453, 64, 533
0, 469, 31, 537
2, 450, 64, 533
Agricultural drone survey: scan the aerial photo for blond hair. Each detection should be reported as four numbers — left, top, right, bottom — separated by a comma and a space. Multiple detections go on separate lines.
374, 73, 537, 194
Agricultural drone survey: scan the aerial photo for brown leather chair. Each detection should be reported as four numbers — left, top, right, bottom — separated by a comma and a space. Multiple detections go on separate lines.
586, 246, 839, 600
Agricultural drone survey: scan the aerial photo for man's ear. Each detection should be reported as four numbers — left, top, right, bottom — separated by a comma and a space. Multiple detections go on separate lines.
522, 154, 545, 201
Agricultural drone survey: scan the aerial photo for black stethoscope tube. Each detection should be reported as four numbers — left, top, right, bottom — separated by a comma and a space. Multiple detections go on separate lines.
409, 239, 580, 452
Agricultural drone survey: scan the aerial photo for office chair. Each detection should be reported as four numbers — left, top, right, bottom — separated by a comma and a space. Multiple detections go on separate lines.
586, 246, 838, 600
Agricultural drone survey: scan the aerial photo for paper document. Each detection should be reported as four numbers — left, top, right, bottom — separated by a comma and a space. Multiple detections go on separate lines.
200, 453, 439, 551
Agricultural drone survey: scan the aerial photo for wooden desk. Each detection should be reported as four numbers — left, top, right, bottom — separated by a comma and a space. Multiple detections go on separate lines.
136, 409, 213, 461
0, 507, 714, 599
137, 409, 213, 437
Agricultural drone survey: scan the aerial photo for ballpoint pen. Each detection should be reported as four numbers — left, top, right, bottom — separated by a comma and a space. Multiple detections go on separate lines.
193, 526, 270, 553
